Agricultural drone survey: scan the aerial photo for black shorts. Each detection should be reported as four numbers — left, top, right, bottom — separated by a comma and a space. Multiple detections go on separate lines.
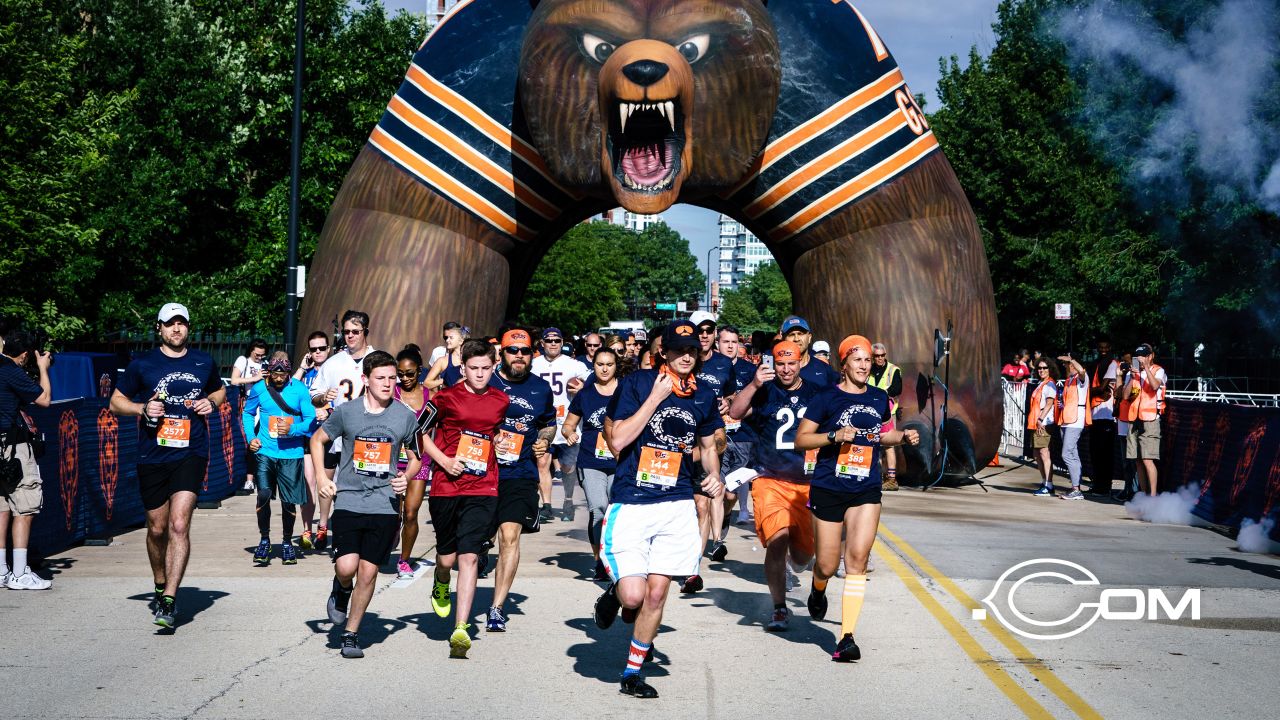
330, 509, 399, 564
323, 440, 340, 470
495, 478, 541, 534
807, 484, 882, 523
137, 455, 206, 511
428, 495, 498, 556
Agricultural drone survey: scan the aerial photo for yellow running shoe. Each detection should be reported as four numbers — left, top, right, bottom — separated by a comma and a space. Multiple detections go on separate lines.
430, 577, 452, 618
449, 624, 471, 659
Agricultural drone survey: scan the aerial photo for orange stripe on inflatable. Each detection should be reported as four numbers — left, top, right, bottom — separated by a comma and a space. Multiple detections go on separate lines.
768, 133, 938, 242
369, 127, 534, 242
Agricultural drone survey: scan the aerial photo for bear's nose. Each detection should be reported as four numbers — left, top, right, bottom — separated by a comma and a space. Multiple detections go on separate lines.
622, 60, 669, 87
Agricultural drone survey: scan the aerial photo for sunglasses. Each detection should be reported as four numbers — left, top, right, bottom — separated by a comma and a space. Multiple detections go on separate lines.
872, 353, 886, 358
505, 347, 533, 356
309, 345, 329, 352
1037, 366, 1050, 370
697, 326, 716, 335
543, 338, 562, 344
342, 328, 365, 336
396, 370, 418, 378
585, 343, 601, 349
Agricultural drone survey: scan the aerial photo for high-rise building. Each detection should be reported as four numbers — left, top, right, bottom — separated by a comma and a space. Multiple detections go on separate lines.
594, 208, 665, 233
718, 214, 772, 292
428, 0, 462, 24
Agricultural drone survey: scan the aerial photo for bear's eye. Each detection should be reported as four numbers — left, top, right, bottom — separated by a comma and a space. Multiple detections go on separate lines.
581, 33, 616, 64
677, 34, 710, 64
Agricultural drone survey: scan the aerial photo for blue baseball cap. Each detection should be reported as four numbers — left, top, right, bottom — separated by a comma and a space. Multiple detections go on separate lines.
779, 315, 810, 334
662, 320, 700, 350
542, 327, 563, 341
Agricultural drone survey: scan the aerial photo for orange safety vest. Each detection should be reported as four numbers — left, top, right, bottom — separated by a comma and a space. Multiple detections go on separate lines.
1060, 375, 1092, 427
1122, 363, 1165, 422
1089, 359, 1116, 409
1026, 379, 1058, 430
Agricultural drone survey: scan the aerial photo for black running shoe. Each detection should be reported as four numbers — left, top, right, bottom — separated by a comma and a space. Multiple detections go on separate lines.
680, 575, 704, 594
561, 499, 576, 522
153, 597, 176, 629
620, 674, 658, 699
539, 503, 555, 524
807, 584, 828, 621
327, 577, 352, 625
593, 559, 610, 581
709, 541, 728, 562
150, 587, 164, 613
832, 633, 861, 662
341, 631, 364, 659
593, 583, 621, 630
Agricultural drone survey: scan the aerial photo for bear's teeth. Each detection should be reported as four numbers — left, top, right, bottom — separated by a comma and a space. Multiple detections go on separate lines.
663, 102, 676, 131
620, 104, 629, 134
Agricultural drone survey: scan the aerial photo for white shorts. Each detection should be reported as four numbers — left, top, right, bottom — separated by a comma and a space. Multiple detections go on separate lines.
600, 499, 701, 580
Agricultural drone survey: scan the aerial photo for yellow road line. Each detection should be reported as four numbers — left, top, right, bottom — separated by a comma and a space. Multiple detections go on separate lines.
877, 524, 1104, 720
870, 543, 1056, 719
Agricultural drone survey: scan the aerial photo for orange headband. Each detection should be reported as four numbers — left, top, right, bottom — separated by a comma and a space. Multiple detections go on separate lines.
772, 340, 802, 361
838, 334, 872, 361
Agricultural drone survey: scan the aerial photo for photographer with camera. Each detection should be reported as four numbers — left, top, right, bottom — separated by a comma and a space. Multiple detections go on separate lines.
0, 327, 53, 590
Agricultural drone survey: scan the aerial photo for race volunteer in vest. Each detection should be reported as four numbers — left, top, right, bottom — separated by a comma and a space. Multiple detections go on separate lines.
562, 347, 621, 581
1027, 358, 1060, 496
532, 327, 590, 524
1087, 338, 1120, 496
111, 302, 226, 629
592, 319, 724, 699
1056, 355, 1091, 501
309, 310, 376, 551
868, 343, 903, 490
794, 335, 920, 663
728, 340, 820, 632
243, 353, 317, 565
1124, 343, 1166, 497
486, 328, 557, 633
1113, 350, 1139, 501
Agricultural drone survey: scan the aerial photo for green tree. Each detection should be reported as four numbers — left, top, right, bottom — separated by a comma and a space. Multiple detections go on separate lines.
717, 261, 791, 334
520, 223, 629, 331
620, 222, 706, 306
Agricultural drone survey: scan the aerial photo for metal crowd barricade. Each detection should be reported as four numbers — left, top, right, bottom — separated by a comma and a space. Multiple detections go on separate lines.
999, 379, 1028, 457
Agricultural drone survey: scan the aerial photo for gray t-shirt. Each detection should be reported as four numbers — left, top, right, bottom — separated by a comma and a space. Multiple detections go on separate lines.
321, 398, 418, 515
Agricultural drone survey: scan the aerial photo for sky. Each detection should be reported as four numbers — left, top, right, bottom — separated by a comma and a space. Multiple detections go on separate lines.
378, 0, 1001, 266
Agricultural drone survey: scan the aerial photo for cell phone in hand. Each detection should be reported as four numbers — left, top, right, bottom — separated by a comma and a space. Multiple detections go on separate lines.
762, 355, 773, 370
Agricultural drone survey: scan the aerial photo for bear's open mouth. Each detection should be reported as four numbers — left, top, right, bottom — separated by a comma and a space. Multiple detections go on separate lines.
607, 97, 684, 192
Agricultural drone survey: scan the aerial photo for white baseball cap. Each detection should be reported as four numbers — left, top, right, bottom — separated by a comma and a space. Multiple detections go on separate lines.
812, 340, 831, 354
688, 310, 717, 327
157, 302, 190, 323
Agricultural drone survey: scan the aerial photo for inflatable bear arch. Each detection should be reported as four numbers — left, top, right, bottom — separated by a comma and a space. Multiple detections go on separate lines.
300, 0, 1001, 476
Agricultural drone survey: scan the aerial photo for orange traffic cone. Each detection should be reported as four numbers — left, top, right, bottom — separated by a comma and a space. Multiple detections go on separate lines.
987, 454, 1002, 467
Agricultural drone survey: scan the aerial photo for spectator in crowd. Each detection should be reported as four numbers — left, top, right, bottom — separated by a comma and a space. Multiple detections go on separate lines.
1087, 337, 1119, 496
293, 330, 331, 549
1001, 350, 1031, 382
0, 328, 53, 590
1028, 357, 1060, 496
233, 338, 269, 493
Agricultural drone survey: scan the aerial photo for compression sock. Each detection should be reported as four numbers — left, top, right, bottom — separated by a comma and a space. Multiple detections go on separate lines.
624, 638, 651, 677
840, 574, 868, 637
255, 488, 272, 537
281, 503, 297, 542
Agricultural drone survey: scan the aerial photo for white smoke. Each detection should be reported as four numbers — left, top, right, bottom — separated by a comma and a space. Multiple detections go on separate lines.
1124, 482, 1211, 526
1052, 0, 1280, 214
1237, 517, 1280, 555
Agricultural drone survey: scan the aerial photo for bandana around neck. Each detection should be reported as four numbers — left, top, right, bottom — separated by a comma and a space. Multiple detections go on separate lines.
660, 365, 697, 398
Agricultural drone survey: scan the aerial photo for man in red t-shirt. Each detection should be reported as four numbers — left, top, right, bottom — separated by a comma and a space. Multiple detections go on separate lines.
422, 339, 508, 658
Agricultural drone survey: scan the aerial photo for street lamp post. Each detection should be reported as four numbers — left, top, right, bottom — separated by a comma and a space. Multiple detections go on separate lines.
284, 0, 306, 360
705, 245, 718, 312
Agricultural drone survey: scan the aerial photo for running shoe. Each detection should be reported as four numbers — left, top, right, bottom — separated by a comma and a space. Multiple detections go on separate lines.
709, 541, 728, 562
340, 631, 364, 659
449, 624, 472, 659
807, 584, 828, 621
832, 633, 861, 662
300, 530, 314, 550
593, 583, 621, 630
151, 586, 164, 613
485, 606, 508, 632
883, 475, 899, 491
766, 606, 791, 632
593, 559, 610, 582
396, 559, 415, 579
835, 558, 846, 578
314, 527, 329, 550
327, 577, 351, 625
0, 571, 10, 588
252, 538, 271, 566
430, 577, 452, 618
619, 674, 658, 699
785, 567, 800, 591
281, 543, 298, 565
680, 575, 704, 594
561, 499, 576, 522
1063, 489, 1085, 500
154, 596, 176, 629
621, 606, 638, 624
1033, 485, 1056, 497
538, 503, 555, 524
6, 569, 51, 590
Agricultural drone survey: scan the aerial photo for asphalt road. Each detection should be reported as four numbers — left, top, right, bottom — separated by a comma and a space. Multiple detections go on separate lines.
4, 460, 1279, 719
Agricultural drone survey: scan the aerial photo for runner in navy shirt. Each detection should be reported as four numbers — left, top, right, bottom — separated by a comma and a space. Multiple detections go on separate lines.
563, 348, 620, 579
685, 311, 731, 592
779, 315, 842, 388
592, 320, 724, 699
796, 334, 920, 663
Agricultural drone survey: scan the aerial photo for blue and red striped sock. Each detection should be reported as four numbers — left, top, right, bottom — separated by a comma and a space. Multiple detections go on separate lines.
623, 637, 651, 677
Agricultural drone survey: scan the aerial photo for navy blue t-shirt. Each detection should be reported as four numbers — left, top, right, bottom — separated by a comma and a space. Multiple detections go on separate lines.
748, 380, 822, 483
568, 381, 617, 472
0, 356, 42, 433
804, 384, 891, 493
726, 358, 759, 441
117, 348, 225, 464
606, 369, 724, 504
442, 355, 463, 387
489, 369, 555, 480
696, 352, 735, 399
800, 356, 843, 388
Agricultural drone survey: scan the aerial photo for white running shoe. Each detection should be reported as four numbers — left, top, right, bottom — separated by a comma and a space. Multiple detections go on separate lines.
1, 571, 11, 588
7, 568, 52, 590
785, 567, 800, 591
835, 558, 846, 578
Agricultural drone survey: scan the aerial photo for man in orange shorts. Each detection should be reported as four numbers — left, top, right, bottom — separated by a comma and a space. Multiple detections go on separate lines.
727, 341, 819, 631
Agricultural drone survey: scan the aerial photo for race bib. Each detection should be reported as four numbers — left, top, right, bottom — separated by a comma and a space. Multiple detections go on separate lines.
555, 404, 567, 426
594, 433, 614, 460
495, 429, 524, 465
354, 435, 393, 477
458, 431, 491, 476
804, 448, 818, 475
637, 446, 680, 488
836, 443, 873, 479
723, 413, 741, 432
267, 415, 293, 439
157, 416, 191, 448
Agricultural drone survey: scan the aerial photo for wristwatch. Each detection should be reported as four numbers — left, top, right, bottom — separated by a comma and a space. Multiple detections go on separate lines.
827, 430, 838, 444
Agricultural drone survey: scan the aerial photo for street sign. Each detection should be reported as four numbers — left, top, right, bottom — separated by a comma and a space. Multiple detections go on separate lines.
656, 303, 677, 311
677, 301, 687, 312
1055, 303, 1072, 320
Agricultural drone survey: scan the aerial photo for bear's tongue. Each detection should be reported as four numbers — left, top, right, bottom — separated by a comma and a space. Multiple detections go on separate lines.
620, 145, 669, 186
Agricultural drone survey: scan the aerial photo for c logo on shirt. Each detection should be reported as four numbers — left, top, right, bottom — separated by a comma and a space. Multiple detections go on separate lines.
648, 406, 696, 449
154, 372, 203, 404
506, 394, 536, 427
838, 403, 883, 428
588, 407, 607, 430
